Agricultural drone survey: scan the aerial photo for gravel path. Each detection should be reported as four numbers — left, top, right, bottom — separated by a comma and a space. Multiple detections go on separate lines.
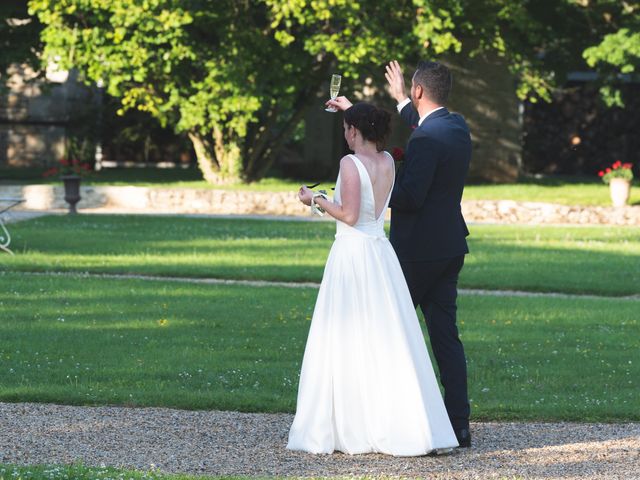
1, 403, 638, 479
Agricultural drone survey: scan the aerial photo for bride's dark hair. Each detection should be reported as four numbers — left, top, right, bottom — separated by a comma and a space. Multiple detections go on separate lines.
344, 102, 392, 151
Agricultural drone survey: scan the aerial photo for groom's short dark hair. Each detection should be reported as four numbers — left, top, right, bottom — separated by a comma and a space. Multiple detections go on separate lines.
413, 61, 452, 105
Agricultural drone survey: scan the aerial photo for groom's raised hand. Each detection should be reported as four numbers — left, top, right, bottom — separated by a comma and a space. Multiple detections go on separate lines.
385, 60, 408, 104
325, 96, 352, 111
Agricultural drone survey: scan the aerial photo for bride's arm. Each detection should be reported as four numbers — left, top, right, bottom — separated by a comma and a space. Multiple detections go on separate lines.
298, 156, 361, 226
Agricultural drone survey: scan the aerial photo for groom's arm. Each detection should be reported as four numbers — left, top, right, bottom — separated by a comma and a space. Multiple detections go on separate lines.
390, 136, 439, 212
385, 61, 419, 127
397, 99, 420, 129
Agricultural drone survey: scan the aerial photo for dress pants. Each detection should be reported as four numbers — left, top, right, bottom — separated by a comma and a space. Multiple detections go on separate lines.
399, 255, 470, 431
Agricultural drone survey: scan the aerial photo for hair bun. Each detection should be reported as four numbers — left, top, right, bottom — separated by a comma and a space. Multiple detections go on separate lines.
344, 102, 391, 151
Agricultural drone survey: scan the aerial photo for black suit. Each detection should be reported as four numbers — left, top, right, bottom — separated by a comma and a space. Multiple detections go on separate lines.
389, 103, 471, 431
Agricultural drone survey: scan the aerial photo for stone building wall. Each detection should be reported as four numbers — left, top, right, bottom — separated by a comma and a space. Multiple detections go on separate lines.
444, 52, 521, 183
0, 65, 94, 168
297, 53, 522, 183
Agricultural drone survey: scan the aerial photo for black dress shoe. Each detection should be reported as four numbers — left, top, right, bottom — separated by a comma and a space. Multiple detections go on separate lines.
455, 428, 471, 448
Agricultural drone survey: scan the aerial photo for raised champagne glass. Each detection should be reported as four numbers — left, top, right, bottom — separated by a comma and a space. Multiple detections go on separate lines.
325, 74, 342, 112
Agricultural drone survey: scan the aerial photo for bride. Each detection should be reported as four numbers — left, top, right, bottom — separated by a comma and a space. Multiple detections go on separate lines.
287, 102, 458, 456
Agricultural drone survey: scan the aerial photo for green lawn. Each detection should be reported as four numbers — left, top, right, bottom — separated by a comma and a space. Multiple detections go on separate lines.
3, 215, 639, 295
0, 271, 637, 421
0, 464, 241, 480
463, 180, 640, 206
1, 215, 639, 423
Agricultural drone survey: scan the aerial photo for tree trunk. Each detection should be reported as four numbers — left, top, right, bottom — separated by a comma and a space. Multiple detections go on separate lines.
188, 130, 242, 184
243, 56, 333, 182
191, 57, 332, 184
213, 126, 243, 182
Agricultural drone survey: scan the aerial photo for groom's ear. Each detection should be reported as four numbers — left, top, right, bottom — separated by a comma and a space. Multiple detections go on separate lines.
414, 84, 423, 100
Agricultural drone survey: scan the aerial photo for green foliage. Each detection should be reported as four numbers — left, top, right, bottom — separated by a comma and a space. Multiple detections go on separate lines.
584, 20, 640, 106
27, 0, 431, 183
443, 0, 640, 103
24, 0, 640, 184
0, 0, 43, 83
585, 28, 640, 75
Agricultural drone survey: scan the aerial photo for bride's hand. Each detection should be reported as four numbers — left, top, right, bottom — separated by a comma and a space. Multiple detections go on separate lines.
298, 185, 313, 206
325, 96, 352, 111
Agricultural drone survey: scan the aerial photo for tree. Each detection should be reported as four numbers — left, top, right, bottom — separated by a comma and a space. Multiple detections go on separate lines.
583, 2, 640, 106
29, 0, 436, 183
0, 0, 43, 85
433, 0, 640, 103
27, 0, 639, 183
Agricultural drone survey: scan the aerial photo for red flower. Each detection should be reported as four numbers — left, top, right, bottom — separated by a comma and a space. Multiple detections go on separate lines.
599, 160, 634, 184
392, 147, 404, 162
41, 167, 59, 178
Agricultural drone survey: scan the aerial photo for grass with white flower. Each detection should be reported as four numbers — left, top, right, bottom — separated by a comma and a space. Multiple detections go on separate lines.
1, 268, 638, 421
1, 215, 638, 421
0, 463, 247, 480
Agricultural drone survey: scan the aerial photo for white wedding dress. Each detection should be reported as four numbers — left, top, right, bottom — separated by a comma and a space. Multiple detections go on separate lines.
287, 153, 459, 456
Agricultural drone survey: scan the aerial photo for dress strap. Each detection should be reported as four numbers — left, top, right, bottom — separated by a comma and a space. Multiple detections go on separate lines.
347, 154, 368, 183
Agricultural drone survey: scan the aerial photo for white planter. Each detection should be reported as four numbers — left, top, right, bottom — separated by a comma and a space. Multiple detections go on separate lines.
609, 178, 631, 207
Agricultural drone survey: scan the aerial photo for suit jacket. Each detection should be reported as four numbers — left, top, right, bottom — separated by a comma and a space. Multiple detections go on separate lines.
389, 104, 471, 262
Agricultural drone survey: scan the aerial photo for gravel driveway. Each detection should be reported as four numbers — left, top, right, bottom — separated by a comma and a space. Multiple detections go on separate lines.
1, 403, 638, 479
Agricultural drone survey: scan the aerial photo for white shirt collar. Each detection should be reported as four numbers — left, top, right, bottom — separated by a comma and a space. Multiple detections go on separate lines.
396, 99, 445, 127
418, 106, 445, 126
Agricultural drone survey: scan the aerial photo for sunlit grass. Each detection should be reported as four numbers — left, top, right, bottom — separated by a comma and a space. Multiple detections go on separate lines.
3, 215, 639, 295
463, 180, 640, 206
0, 463, 246, 480
1, 271, 638, 421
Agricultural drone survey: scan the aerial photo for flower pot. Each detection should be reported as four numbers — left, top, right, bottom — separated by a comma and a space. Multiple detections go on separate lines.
609, 178, 631, 207
61, 175, 82, 214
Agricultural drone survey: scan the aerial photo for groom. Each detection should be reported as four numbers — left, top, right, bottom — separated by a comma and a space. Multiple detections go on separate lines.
328, 60, 472, 447
385, 60, 471, 447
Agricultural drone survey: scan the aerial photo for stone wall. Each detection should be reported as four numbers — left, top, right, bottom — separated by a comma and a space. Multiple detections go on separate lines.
444, 51, 522, 183
0, 66, 95, 167
4, 184, 639, 225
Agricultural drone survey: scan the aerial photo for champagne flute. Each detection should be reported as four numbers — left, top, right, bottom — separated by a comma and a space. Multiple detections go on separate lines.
325, 74, 342, 112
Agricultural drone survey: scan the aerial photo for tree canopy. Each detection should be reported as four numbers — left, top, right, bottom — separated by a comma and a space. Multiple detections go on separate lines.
23, 0, 640, 183
0, 0, 43, 87
583, 2, 640, 106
